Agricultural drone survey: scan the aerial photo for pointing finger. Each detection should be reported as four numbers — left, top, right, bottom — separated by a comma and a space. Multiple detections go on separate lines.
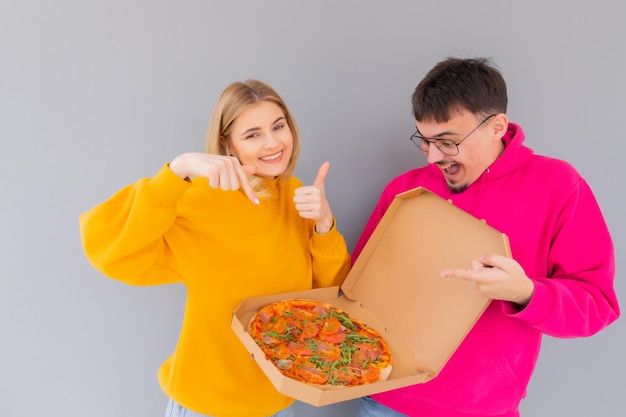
238, 164, 259, 204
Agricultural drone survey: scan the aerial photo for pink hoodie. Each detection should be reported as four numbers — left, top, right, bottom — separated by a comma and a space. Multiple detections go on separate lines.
352, 123, 619, 417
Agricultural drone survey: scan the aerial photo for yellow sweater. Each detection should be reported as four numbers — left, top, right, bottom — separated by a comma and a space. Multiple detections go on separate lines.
79, 164, 351, 417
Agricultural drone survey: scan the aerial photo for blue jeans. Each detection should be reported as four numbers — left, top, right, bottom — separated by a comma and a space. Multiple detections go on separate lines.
357, 396, 408, 417
164, 399, 295, 417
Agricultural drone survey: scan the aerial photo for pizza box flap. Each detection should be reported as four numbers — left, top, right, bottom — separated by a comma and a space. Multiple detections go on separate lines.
340, 187, 511, 375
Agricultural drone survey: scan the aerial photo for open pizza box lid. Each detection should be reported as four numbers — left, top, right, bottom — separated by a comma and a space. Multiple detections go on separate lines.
231, 187, 511, 406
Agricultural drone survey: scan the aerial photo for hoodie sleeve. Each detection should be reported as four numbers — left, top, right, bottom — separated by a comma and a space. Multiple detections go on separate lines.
503, 180, 620, 337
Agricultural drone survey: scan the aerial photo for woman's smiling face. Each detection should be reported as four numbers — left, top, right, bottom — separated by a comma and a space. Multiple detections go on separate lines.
228, 101, 293, 179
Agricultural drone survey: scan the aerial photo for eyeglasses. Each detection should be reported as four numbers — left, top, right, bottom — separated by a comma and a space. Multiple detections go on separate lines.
410, 114, 496, 156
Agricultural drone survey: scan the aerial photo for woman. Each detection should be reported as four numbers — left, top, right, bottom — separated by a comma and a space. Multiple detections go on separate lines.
79, 80, 351, 417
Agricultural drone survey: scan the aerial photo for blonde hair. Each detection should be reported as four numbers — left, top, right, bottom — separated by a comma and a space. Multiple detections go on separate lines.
205, 80, 301, 194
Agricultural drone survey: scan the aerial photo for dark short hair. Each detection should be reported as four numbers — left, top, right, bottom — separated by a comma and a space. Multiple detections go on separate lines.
412, 57, 508, 122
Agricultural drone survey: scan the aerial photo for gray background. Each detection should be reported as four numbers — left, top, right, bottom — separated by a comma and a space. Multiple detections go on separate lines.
1, 1, 624, 416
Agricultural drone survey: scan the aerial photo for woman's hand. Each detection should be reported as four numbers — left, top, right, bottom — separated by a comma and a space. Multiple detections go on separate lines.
294, 161, 334, 234
170, 152, 259, 204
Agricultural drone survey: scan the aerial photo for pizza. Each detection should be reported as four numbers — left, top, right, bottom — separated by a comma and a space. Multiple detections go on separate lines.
248, 299, 392, 387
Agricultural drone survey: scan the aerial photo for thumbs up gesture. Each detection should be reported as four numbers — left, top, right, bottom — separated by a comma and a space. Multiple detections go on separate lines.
294, 161, 334, 234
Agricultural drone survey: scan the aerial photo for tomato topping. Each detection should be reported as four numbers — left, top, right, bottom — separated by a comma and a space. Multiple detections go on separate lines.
267, 317, 288, 334
288, 341, 314, 356
299, 321, 319, 339
319, 331, 346, 344
293, 357, 330, 385
292, 307, 318, 321
329, 367, 356, 385
320, 317, 342, 335
318, 345, 342, 361
360, 366, 381, 384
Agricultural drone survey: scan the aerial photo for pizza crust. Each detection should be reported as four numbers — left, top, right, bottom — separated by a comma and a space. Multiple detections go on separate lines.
379, 364, 393, 382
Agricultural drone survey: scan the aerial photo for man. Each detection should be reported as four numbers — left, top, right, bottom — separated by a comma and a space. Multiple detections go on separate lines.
353, 57, 619, 417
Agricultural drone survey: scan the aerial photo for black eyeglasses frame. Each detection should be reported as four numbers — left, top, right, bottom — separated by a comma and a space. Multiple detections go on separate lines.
410, 114, 496, 156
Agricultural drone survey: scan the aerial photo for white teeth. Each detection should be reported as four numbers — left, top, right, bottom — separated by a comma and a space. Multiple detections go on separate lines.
260, 151, 282, 161
439, 163, 452, 170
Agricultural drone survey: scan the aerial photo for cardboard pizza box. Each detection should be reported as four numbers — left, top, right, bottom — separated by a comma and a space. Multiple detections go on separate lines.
231, 187, 511, 406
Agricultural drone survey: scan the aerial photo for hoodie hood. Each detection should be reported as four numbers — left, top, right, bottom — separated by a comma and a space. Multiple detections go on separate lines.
486, 122, 534, 180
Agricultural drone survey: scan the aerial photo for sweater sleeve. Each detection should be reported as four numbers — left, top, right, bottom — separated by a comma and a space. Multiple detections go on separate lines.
309, 218, 351, 288
79, 164, 191, 286
503, 180, 620, 337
